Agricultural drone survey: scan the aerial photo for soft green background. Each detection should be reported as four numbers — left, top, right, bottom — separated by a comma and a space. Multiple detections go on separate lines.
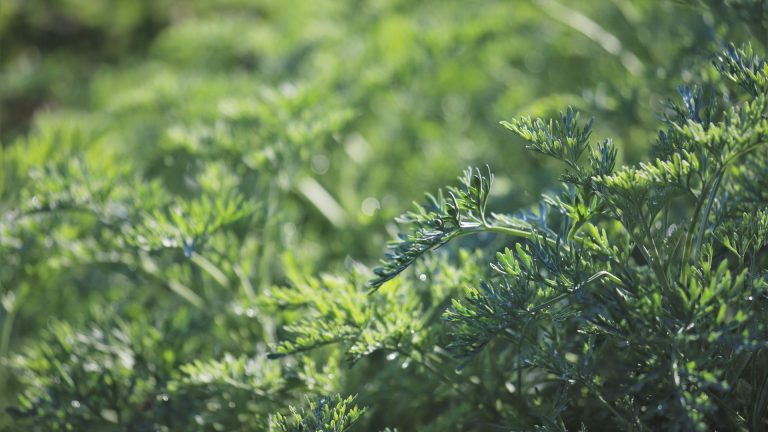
0, 0, 762, 430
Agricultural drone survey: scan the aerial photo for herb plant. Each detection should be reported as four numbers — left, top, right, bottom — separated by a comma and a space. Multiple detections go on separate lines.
275, 44, 768, 430
1, 1, 766, 431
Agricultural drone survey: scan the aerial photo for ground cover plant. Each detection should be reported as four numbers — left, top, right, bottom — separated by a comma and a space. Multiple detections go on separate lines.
271, 42, 768, 430
1, 0, 767, 431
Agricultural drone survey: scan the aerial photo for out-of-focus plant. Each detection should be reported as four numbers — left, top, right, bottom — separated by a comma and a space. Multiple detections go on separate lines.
1, 0, 766, 431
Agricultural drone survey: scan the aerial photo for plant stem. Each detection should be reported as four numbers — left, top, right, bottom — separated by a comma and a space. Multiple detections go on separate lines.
258, 181, 280, 292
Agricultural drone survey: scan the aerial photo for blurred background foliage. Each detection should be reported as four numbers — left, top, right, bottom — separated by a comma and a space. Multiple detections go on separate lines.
0, 0, 765, 430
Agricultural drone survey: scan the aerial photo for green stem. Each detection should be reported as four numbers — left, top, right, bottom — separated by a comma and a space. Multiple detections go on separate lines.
0, 286, 26, 396
681, 143, 766, 284
525, 271, 626, 314
583, 378, 638, 431
679, 187, 708, 285
258, 181, 280, 291
692, 173, 723, 254
485, 225, 543, 242
484, 222, 581, 252
0, 307, 16, 367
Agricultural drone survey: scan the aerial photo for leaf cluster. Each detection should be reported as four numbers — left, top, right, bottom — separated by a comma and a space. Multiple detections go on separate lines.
275, 44, 768, 430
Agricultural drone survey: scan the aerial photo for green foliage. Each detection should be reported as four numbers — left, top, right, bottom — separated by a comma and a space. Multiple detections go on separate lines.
8, 314, 327, 431
355, 44, 768, 430
1, 1, 767, 431
502, 107, 596, 183
369, 166, 500, 289
268, 395, 365, 432
10, 319, 169, 431
267, 271, 424, 363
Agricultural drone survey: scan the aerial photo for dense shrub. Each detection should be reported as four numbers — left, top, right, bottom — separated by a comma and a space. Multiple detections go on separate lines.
1, 0, 766, 431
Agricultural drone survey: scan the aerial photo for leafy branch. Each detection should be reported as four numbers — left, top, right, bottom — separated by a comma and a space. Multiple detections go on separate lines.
268, 394, 366, 432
